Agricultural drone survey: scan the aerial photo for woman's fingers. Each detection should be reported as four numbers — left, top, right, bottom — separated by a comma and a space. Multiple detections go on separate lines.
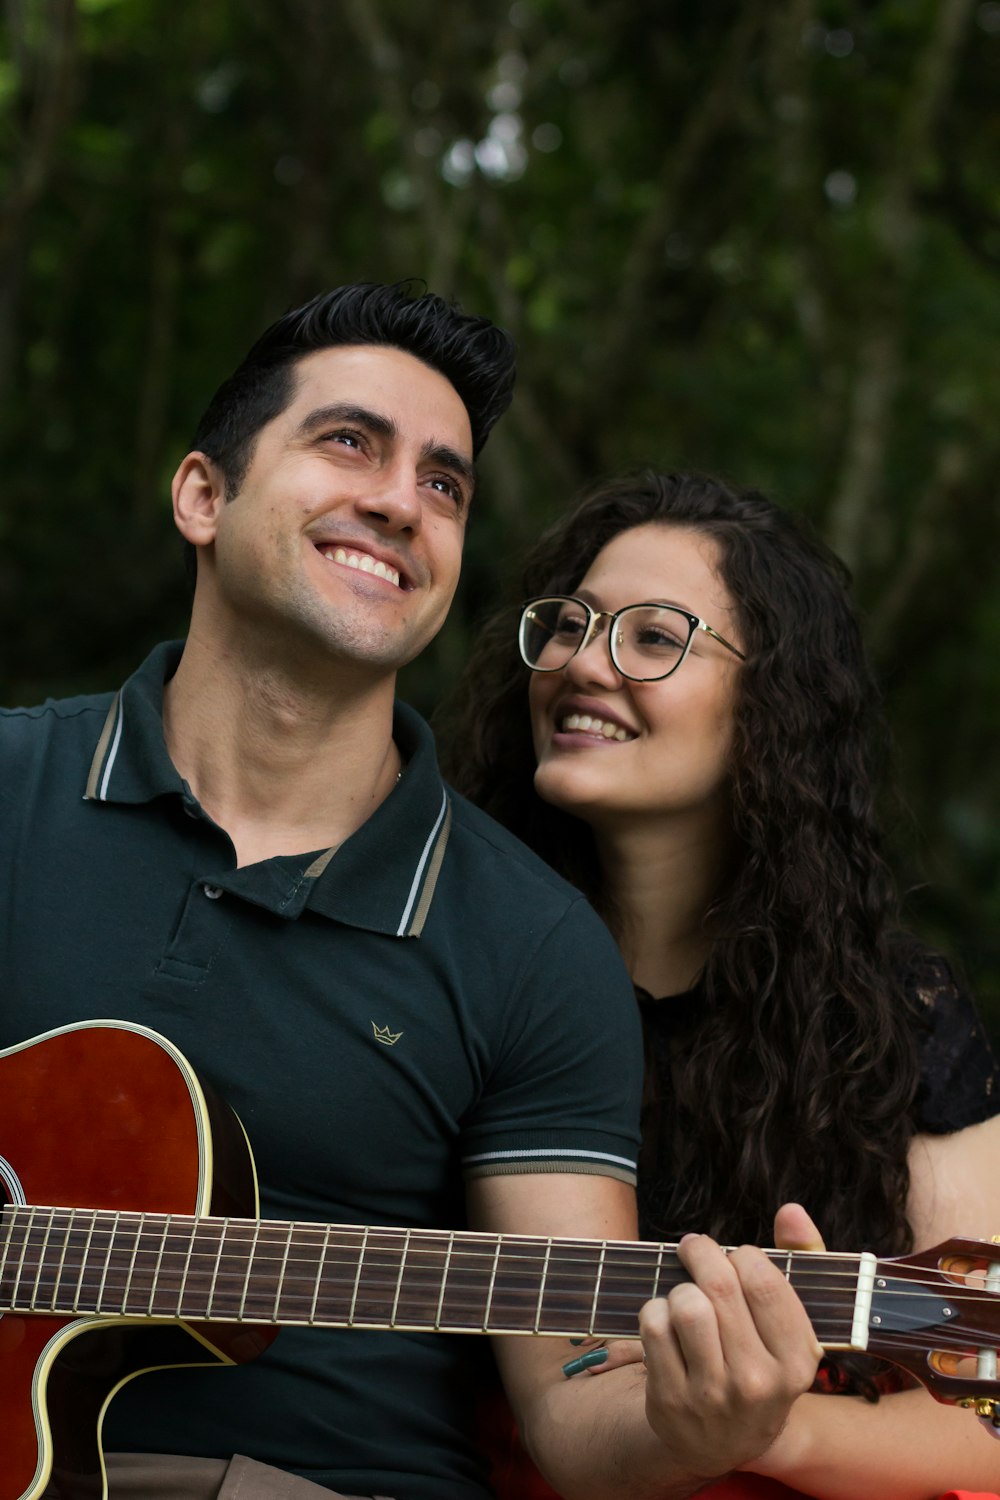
773, 1201, 826, 1253
562, 1337, 645, 1377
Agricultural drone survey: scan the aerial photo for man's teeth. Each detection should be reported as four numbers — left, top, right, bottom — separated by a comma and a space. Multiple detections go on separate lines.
322, 547, 400, 588
561, 713, 631, 742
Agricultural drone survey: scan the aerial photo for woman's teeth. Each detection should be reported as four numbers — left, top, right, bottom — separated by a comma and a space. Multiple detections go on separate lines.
560, 713, 631, 742
322, 547, 400, 588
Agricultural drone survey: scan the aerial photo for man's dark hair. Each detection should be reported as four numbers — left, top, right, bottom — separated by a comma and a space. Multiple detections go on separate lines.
192, 281, 516, 499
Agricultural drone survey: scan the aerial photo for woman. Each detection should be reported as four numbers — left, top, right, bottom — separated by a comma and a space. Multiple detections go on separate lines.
445, 471, 1000, 1499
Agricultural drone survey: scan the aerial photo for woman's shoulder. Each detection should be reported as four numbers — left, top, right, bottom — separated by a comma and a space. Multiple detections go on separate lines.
893, 936, 1000, 1134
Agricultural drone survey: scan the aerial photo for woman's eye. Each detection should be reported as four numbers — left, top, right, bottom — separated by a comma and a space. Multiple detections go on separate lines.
554, 614, 588, 640
636, 627, 685, 652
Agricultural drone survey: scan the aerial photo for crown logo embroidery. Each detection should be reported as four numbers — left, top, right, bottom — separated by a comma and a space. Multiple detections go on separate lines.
372, 1022, 403, 1046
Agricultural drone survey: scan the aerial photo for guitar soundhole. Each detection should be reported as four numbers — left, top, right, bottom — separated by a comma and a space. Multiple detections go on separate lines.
0, 1151, 26, 1211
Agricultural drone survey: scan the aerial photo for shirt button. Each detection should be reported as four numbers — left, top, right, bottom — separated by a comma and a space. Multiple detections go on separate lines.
203, 884, 223, 900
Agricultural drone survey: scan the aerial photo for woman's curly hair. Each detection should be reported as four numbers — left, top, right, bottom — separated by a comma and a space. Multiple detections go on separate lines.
441, 470, 921, 1263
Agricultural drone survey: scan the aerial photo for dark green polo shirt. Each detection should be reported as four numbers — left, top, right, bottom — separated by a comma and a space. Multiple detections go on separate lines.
0, 642, 642, 1500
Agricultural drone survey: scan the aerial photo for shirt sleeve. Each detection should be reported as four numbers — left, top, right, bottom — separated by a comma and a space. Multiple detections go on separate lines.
459, 897, 643, 1185
909, 950, 1000, 1133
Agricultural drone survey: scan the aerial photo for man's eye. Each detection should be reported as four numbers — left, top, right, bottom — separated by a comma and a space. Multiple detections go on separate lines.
427, 475, 465, 505
324, 429, 364, 449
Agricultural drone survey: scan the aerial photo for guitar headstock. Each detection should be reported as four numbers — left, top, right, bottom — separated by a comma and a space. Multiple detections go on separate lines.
869, 1237, 1000, 1412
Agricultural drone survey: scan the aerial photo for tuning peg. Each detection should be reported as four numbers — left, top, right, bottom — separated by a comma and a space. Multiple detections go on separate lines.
973, 1397, 1000, 1439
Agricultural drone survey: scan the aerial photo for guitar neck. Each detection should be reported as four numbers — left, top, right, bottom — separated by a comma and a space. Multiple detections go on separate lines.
0, 1206, 863, 1345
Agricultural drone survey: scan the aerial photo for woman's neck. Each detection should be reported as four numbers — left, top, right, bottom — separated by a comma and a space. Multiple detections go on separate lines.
593, 815, 732, 998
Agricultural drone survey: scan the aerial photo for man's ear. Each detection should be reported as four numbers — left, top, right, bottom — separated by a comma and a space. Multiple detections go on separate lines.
172, 452, 227, 546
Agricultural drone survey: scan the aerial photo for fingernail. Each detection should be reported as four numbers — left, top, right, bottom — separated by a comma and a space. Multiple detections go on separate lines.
569, 1337, 586, 1346
562, 1348, 609, 1378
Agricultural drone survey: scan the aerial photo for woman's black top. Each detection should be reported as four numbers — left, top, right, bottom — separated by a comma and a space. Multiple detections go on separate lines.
636, 950, 1000, 1242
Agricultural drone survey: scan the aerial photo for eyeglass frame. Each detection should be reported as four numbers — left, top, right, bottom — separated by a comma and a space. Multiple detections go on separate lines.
518, 594, 746, 683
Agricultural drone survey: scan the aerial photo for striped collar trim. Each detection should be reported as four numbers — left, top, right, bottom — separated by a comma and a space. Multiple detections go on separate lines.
84, 692, 124, 801
397, 789, 452, 937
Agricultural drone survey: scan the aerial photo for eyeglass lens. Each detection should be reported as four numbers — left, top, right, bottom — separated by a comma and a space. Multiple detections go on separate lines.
520, 598, 693, 680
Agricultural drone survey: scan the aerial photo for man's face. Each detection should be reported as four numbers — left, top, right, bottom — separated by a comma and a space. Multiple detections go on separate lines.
189, 344, 475, 675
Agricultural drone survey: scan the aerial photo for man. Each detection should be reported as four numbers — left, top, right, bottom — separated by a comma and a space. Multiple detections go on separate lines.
1, 284, 821, 1500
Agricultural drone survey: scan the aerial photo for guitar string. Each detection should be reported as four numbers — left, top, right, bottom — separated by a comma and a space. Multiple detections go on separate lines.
5, 1207, 995, 1276
5, 1247, 998, 1332
4, 1215, 1000, 1307
7, 1260, 1000, 1314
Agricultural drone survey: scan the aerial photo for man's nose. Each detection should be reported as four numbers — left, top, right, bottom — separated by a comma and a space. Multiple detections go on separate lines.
357, 464, 423, 532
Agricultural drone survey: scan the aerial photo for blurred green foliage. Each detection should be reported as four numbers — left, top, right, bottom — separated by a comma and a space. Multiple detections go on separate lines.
2, 0, 998, 1027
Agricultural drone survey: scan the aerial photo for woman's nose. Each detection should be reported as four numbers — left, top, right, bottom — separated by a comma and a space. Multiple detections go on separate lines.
563, 623, 622, 688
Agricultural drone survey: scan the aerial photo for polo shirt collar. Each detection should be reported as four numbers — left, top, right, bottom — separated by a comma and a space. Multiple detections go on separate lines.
84, 641, 452, 939
84, 640, 187, 804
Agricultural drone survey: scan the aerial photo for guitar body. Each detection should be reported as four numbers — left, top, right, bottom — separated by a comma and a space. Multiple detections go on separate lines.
0, 1021, 275, 1500
4, 1023, 1000, 1500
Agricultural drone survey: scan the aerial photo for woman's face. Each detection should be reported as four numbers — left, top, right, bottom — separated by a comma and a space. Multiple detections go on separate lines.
528, 523, 743, 837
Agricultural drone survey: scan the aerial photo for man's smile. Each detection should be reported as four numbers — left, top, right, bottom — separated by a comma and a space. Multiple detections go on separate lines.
316, 543, 403, 590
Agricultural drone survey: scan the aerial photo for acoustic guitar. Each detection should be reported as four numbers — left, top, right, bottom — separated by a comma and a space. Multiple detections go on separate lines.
3, 1020, 1000, 1500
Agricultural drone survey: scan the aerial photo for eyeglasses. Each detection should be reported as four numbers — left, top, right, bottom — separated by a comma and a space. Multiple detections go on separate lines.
518, 595, 746, 682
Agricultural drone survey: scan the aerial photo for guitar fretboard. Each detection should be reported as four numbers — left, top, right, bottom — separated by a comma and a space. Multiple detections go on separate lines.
0, 1206, 862, 1341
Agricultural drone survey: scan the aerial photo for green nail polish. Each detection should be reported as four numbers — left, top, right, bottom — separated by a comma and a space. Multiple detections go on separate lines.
562, 1348, 608, 1378
569, 1337, 585, 1346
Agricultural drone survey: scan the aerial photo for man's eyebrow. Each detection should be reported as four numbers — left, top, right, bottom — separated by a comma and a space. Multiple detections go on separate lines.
295, 404, 397, 440
295, 405, 475, 496
421, 442, 476, 497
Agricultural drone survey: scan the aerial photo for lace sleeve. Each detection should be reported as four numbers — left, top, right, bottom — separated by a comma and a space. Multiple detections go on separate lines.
908, 950, 1000, 1134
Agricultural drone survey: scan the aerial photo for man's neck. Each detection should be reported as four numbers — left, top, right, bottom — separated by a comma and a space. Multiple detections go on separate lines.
162, 631, 401, 869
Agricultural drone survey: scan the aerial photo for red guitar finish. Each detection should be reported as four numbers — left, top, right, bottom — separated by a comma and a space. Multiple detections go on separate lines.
0, 1021, 272, 1500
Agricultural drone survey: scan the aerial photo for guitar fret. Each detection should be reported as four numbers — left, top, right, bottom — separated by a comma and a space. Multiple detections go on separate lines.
175, 1218, 198, 1318
0, 1208, 13, 1282
11, 1205, 38, 1310
533, 1239, 553, 1334
651, 1243, 665, 1300
434, 1232, 455, 1331
28, 1207, 55, 1310
482, 1236, 502, 1332
588, 1241, 607, 1335
785, 1250, 793, 1283
49, 1210, 76, 1312
309, 1225, 332, 1325
207, 1217, 229, 1319
73, 1209, 98, 1313
119, 1212, 146, 1314
347, 1225, 370, 1327
238, 1220, 261, 1321
272, 1223, 295, 1322
389, 1229, 412, 1328
148, 1215, 171, 1316
95, 1212, 120, 1314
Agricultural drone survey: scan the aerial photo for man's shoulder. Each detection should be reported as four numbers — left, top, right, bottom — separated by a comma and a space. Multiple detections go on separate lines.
2, 689, 117, 731
444, 785, 590, 910
0, 689, 117, 764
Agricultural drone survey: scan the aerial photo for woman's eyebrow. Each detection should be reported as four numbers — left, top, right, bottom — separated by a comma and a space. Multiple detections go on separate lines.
574, 588, 695, 612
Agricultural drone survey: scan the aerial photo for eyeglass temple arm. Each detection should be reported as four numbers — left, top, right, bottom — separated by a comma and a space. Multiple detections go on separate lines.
698, 620, 746, 661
